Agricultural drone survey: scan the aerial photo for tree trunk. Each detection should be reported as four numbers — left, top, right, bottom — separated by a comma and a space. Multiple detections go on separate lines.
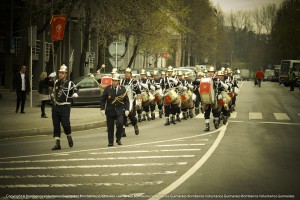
127, 44, 139, 68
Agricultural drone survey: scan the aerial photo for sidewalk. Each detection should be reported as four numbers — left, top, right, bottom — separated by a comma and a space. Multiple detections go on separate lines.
0, 89, 106, 139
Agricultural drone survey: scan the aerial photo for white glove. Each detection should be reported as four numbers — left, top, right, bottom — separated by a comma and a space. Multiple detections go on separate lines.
156, 85, 161, 89
188, 84, 194, 90
150, 85, 155, 90
141, 83, 148, 89
125, 110, 130, 116
183, 86, 187, 91
72, 93, 78, 98
178, 85, 183, 90
49, 72, 56, 78
100, 110, 105, 115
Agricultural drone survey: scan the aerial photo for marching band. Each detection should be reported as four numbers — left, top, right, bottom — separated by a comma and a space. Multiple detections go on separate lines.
99, 65, 239, 146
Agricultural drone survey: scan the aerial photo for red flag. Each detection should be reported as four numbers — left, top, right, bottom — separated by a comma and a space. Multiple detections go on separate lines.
50, 14, 67, 41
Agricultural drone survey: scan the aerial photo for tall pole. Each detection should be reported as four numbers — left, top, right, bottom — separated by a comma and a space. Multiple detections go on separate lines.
115, 42, 118, 70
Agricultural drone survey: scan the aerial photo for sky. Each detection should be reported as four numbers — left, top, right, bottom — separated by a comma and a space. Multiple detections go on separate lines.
211, 0, 284, 13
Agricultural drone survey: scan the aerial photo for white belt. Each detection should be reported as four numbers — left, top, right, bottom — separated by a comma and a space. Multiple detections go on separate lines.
55, 101, 71, 106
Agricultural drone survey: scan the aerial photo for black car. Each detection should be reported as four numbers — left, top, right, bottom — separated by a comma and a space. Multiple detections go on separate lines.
72, 75, 102, 105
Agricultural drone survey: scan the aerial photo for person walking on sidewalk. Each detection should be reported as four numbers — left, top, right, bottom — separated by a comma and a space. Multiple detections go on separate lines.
288, 68, 297, 91
255, 68, 264, 87
100, 73, 129, 147
51, 64, 78, 150
38, 72, 54, 118
13, 65, 30, 114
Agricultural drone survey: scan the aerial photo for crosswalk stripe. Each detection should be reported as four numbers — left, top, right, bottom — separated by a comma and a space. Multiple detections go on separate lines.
0, 155, 194, 164
90, 149, 201, 155
195, 114, 204, 119
273, 113, 290, 120
0, 181, 164, 188
0, 171, 177, 179
230, 111, 237, 118
249, 112, 263, 119
0, 162, 188, 171
156, 144, 205, 147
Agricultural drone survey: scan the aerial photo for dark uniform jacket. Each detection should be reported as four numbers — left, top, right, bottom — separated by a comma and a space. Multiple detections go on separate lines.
100, 85, 129, 116
13, 72, 30, 92
53, 79, 76, 104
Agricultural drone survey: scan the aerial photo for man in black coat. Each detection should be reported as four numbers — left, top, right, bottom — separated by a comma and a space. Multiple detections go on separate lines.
100, 73, 129, 146
13, 65, 30, 113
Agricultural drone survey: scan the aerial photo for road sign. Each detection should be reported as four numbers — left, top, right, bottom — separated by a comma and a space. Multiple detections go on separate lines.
109, 57, 124, 68
108, 42, 125, 57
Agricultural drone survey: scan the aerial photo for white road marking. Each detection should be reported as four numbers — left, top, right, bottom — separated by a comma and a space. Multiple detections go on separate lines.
149, 122, 228, 200
230, 111, 237, 118
0, 130, 220, 160
0, 181, 163, 188
249, 112, 263, 119
273, 113, 290, 120
0, 155, 194, 164
298, 113, 300, 117
195, 114, 204, 119
0, 171, 177, 179
90, 149, 201, 155
155, 144, 205, 147
0, 162, 187, 171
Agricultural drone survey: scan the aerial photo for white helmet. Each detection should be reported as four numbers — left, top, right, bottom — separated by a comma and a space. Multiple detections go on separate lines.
153, 70, 159, 76
111, 68, 117, 74
184, 72, 189, 78
167, 66, 173, 72
208, 66, 215, 72
112, 73, 120, 81
125, 68, 132, 73
59, 64, 68, 72
216, 70, 224, 76
140, 69, 146, 75
177, 71, 183, 76
146, 71, 151, 77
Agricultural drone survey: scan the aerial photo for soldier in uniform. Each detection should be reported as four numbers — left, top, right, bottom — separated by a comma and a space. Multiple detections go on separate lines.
120, 68, 140, 136
51, 64, 78, 150
147, 71, 157, 120
100, 74, 129, 146
192, 72, 205, 115
161, 66, 181, 125
153, 70, 164, 118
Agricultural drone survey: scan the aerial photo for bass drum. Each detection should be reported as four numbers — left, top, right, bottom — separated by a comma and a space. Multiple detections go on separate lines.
181, 90, 193, 109
164, 89, 178, 105
141, 91, 150, 106
199, 78, 215, 104
154, 89, 163, 105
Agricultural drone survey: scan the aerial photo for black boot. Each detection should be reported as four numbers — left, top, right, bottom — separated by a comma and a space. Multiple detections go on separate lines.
151, 112, 155, 120
121, 127, 127, 137
223, 115, 228, 125
176, 114, 181, 122
142, 114, 146, 121
171, 115, 176, 124
159, 110, 163, 118
146, 113, 151, 121
189, 109, 194, 118
67, 135, 73, 147
164, 117, 170, 126
182, 112, 187, 120
41, 113, 48, 118
195, 107, 200, 115
204, 123, 210, 131
52, 140, 61, 150
138, 114, 142, 122
213, 119, 219, 129
134, 125, 139, 135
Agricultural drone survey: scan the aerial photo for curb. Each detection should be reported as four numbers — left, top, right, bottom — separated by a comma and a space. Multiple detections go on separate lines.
0, 120, 107, 139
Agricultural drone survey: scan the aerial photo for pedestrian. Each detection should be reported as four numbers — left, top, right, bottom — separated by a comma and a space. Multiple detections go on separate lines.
13, 65, 30, 114
100, 73, 129, 147
51, 64, 78, 150
288, 68, 297, 91
38, 72, 53, 118
255, 68, 264, 87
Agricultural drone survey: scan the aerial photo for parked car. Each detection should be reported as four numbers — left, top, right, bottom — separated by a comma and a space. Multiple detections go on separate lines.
72, 75, 103, 105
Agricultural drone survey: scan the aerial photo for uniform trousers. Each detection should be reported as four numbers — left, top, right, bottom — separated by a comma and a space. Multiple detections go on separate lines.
164, 104, 177, 117
52, 104, 71, 137
124, 103, 137, 126
106, 114, 124, 144
204, 104, 219, 119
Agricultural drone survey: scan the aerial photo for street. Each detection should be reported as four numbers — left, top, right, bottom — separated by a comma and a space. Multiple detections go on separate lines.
0, 81, 300, 200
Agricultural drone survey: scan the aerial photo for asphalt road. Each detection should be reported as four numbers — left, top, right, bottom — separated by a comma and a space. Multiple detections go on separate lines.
0, 81, 299, 200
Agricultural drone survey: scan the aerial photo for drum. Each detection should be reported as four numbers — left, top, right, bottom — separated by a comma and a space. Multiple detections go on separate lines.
124, 85, 134, 112
199, 78, 215, 104
164, 89, 178, 105
101, 76, 112, 87
140, 91, 149, 105
154, 89, 163, 104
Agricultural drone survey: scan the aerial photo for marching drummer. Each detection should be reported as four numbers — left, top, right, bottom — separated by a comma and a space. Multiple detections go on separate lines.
138, 69, 153, 121
202, 66, 220, 131
147, 71, 157, 120
193, 72, 205, 115
162, 66, 181, 125
120, 68, 140, 136
153, 70, 164, 118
